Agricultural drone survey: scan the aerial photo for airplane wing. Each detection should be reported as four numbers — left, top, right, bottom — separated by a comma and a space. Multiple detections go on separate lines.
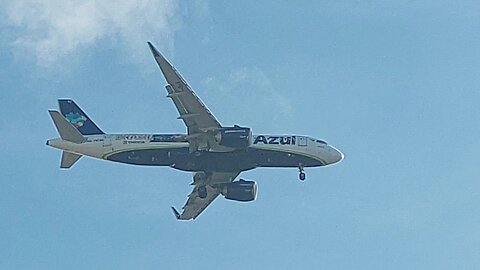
148, 42, 222, 135
172, 171, 239, 220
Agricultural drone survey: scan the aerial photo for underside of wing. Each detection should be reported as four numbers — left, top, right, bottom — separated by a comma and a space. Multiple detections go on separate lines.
172, 171, 240, 220
147, 42, 221, 134
172, 185, 221, 220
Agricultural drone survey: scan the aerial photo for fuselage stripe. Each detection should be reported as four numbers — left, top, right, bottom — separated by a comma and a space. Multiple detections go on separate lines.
102, 145, 188, 159
102, 144, 327, 166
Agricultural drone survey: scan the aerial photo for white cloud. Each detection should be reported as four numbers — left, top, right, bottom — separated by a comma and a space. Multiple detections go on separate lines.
191, 0, 210, 20
2, 0, 179, 67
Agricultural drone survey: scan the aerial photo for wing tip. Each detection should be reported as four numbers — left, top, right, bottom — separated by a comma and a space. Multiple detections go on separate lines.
147, 41, 160, 57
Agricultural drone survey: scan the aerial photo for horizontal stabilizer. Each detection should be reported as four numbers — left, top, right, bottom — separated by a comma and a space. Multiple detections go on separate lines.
61, 151, 82, 169
48, 110, 85, 143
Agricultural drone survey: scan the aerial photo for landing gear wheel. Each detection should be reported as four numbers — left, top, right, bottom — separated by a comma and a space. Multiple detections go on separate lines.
198, 186, 207, 199
298, 163, 306, 181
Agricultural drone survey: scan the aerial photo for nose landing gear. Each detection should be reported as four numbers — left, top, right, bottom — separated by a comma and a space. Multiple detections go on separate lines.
298, 164, 306, 181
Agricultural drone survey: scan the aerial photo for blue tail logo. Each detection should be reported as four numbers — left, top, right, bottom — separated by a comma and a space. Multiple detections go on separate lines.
65, 112, 88, 128
58, 99, 104, 135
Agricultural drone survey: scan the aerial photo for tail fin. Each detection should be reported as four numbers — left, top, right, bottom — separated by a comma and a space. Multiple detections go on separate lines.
48, 110, 85, 143
61, 151, 82, 168
58, 99, 104, 135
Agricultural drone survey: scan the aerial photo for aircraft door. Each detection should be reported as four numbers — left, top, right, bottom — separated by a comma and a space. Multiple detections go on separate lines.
297, 136, 307, 146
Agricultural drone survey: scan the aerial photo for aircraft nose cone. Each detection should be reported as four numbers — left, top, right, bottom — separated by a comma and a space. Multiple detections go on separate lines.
329, 146, 344, 164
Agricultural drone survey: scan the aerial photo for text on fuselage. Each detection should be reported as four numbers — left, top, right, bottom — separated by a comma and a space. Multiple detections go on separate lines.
253, 135, 296, 145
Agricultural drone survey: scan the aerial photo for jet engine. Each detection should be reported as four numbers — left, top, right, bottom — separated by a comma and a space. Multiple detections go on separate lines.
223, 179, 257, 202
215, 126, 252, 149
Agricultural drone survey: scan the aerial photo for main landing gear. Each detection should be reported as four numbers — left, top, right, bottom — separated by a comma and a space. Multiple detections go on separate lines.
298, 164, 306, 181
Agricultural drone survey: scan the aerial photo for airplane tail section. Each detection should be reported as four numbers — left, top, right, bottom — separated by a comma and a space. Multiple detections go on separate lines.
48, 110, 85, 144
58, 99, 104, 135
48, 110, 85, 169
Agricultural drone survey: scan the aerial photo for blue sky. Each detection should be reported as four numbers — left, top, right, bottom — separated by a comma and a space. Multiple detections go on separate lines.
1, 1, 480, 269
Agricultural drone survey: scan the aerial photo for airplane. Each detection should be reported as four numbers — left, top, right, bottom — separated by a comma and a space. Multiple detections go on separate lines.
46, 42, 344, 220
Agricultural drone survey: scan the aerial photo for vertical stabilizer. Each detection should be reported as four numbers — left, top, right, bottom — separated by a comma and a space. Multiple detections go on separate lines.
61, 151, 82, 169
58, 99, 104, 135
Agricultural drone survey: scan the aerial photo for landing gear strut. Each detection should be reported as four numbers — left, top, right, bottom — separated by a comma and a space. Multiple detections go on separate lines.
198, 185, 207, 199
298, 164, 306, 181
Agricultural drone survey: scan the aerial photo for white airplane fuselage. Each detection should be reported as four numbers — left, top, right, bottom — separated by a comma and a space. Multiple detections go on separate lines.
47, 133, 343, 172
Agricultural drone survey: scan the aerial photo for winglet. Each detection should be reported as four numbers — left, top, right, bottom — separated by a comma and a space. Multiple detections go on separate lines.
171, 206, 181, 220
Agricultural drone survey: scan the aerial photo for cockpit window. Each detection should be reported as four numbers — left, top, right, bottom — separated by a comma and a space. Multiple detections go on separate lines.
316, 139, 327, 145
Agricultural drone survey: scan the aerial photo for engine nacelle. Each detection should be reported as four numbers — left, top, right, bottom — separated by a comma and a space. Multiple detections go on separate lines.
215, 126, 252, 149
223, 179, 257, 202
